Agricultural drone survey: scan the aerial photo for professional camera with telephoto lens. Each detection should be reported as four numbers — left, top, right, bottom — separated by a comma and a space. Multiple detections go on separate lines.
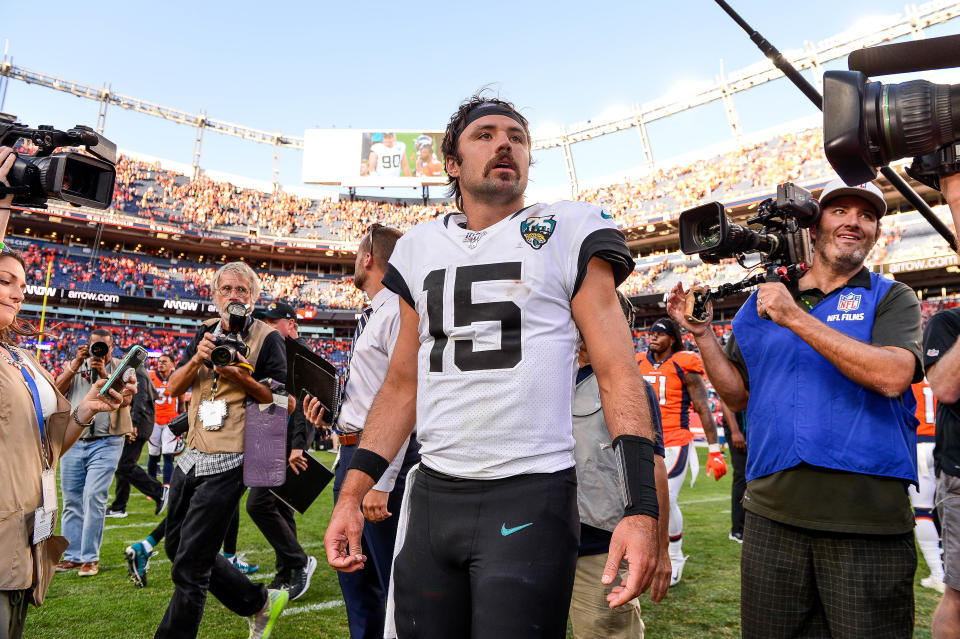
823, 34, 960, 188
209, 302, 250, 367
88, 340, 110, 359
0, 113, 117, 210
677, 182, 818, 323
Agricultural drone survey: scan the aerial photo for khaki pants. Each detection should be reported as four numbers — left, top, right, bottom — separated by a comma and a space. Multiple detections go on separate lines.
569, 554, 644, 639
0, 590, 30, 639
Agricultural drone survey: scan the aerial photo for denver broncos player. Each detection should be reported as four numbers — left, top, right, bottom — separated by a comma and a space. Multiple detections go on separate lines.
321, 95, 661, 639
638, 317, 726, 586
910, 377, 945, 592
147, 353, 183, 486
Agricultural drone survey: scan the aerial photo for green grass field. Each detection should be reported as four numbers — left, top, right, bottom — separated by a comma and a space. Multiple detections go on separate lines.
28, 448, 944, 638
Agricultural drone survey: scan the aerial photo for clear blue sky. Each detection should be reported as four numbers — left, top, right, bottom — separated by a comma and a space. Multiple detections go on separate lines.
3, 1, 958, 194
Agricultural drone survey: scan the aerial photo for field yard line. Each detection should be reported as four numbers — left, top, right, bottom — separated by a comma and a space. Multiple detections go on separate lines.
284, 600, 344, 615
678, 496, 728, 505
105, 522, 156, 531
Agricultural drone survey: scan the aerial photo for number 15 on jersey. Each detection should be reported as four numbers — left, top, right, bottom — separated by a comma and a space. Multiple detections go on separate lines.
423, 262, 524, 374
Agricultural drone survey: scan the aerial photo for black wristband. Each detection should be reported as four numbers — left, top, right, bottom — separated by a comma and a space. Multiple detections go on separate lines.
612, 435, 659, 520
348, 448, 390, 483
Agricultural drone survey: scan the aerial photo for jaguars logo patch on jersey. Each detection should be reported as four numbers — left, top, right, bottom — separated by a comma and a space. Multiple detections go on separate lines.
520, 215, 557, 249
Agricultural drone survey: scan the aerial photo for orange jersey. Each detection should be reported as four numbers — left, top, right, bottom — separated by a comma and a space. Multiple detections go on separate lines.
417, 156, 443, 177
637, 350, 704, 447
150, 370, 179, 425
912, 378, 937, 438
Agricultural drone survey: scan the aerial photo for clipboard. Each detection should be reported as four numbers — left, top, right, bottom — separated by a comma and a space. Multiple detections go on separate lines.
285, 337, 340, 419
268, 453, 335, 514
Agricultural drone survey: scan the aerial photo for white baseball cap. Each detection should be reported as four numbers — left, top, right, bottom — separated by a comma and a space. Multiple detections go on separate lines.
818, 178, 887, 218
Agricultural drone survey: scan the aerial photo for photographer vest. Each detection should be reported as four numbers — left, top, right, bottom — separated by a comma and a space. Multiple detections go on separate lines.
733, 272, 917, 485
186, 317, 275, 454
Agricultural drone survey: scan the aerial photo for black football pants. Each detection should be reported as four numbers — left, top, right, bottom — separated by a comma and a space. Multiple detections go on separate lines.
392, 466, 579, 639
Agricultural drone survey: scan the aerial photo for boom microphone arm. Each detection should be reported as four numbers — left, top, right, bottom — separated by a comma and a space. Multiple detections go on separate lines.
712, 0, 958, 252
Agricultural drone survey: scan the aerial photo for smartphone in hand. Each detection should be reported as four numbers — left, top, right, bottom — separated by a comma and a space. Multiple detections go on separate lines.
99, 345, 148, 398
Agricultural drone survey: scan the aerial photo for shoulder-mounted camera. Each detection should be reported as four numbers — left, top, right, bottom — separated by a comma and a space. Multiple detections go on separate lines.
0, 113, 117, 210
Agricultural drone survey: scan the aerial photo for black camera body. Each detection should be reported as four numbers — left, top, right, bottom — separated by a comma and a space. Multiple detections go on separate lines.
210, 333, 249, 368
823, 37, 960, 187
677, 182, 817, 322
208, 302, 250, 368
88, 340, 111, 359
679, 182, 817, 265
0, 113, 117, 210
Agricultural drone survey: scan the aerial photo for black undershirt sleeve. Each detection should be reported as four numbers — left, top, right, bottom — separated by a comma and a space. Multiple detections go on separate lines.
383, 264, 416, 310
177, 324, 211, 368
253, 330, 288, 384
573, 228, 635, 298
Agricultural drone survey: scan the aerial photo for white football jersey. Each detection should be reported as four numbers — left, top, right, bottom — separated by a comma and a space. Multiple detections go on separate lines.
371, 141, 406, 176
383, 201, 633, 479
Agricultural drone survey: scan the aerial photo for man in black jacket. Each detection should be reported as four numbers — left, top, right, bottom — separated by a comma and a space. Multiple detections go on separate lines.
247, 302, 317, 600
107, 362, 165, 517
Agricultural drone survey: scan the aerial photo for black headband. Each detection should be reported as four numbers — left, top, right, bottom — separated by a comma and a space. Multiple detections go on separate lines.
454, 102, 526, 143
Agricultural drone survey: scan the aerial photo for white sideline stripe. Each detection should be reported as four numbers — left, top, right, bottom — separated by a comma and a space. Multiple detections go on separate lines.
678, 496, 728, 505
284, 600, 344, 615
105, 522, 156, 531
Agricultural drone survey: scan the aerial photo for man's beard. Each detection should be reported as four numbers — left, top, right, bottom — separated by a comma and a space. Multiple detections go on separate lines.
470, 176, 526, 206
353, 268, 367, 291
817, 238, 869, 270
463, 153, 527, 206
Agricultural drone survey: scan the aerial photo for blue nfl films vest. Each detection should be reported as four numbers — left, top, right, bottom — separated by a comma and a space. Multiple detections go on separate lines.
732, 272, 918, 485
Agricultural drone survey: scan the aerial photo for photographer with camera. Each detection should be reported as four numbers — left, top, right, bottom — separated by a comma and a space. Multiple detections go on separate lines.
668, 178, 923, 638
155, 261, 288, 639
52, 329, 135, 578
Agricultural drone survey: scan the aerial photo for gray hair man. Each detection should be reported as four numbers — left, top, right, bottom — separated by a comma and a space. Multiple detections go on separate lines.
156, 261, 290, 639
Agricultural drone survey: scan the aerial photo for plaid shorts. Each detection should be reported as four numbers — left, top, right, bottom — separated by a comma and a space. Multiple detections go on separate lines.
938, 472, 960, 591
740, 511, 915, 639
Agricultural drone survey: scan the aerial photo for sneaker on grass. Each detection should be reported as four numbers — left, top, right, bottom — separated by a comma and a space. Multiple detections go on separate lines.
104, 508, 128, 519
224, 552, 259, 574
125, 541, 154, 588
155, 484, 170, 516
285, 556, 317, 601
248, 588, 288, 639
267, 570, 289, 590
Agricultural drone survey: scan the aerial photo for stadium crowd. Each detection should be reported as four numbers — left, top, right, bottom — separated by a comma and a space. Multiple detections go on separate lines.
80, 125, 836, 244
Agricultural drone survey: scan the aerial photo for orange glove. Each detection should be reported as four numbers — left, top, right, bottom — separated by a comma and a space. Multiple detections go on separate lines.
706, 443, 727, 481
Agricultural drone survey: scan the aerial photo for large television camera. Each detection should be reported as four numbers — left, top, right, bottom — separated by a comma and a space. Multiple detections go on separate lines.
677, 182, 818, 322
823, 67, 960, 188
0, 113, 117, 210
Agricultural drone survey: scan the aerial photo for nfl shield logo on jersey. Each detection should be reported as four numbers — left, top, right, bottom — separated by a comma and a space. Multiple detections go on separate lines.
520, 215, 557, 250
837, 293, 861, 311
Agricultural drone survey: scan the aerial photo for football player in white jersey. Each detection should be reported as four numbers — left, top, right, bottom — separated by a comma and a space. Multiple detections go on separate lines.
367, 132, 411, 177
322, 95, 660, 638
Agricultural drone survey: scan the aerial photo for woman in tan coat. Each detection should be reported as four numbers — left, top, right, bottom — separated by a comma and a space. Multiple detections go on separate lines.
0, 147, 135, 639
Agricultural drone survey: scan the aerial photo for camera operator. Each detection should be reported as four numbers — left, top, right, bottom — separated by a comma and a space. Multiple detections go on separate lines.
928, 172, 960, 639
667, 178, 923, 638
154, 261, 288, 639
53, 328, 135, 578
